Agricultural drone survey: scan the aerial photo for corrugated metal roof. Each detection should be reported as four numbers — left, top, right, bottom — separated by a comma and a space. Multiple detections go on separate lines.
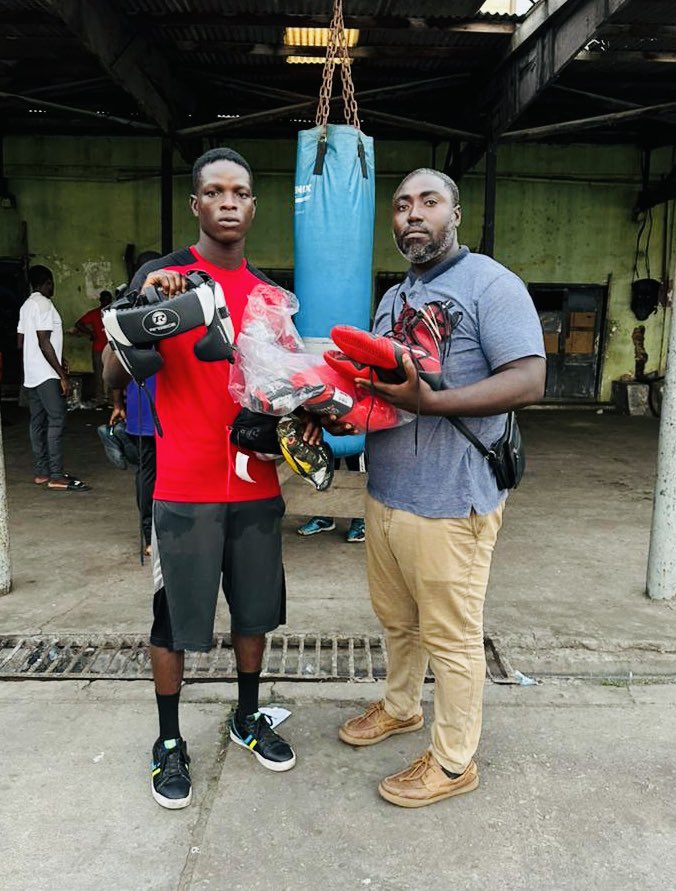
0, 0, 670, 145
120, 1, 492, 17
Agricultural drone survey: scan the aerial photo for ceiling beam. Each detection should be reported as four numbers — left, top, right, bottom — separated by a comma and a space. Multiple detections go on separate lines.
0, 89, 157, 131
176, 77, 482, 142
24, 77, 110, 98
127, 12, 511, 32
450, 0, 634, 179
43, 0, 191, 133
552, 84, 676, 127
173, 42, 489, 61
200, 72, 469, 106
501, 100, 676, 142
486, 0, 633, 135
597, 23, 676, 37
575, 50, 676, 64
0, 10, 517, 33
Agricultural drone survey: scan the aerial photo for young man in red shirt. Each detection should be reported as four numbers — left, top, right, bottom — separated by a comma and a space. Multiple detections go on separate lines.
104, 148, 314, 809
73, 290, 113, 405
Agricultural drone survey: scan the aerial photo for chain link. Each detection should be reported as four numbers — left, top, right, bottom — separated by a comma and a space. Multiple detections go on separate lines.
314, 0, 360, 130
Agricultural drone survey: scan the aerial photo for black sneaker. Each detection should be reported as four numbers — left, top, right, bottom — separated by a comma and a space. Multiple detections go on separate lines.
229, 710, 296, 772
151, 737, 192, 809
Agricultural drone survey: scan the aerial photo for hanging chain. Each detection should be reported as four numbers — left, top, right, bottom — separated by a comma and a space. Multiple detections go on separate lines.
314, 0, 360, 130
315, 1, 341, 127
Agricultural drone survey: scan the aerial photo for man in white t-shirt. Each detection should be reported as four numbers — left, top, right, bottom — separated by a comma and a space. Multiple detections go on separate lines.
17, 265, 89, 491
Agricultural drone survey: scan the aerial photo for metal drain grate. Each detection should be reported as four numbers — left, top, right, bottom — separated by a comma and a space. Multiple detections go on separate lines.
0, 633, 516, 683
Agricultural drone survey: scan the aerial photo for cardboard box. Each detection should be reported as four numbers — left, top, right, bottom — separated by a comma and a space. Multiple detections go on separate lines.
565, 330, 595, 354
543, 332, 559, 354
569, 312, 596, 329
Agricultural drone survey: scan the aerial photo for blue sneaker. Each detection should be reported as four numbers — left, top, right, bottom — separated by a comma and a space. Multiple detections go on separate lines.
346, 518, 366, 543
296, 516, 336, 536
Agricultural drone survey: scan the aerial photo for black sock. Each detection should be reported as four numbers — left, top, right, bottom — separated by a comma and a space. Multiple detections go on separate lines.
236, 669, 261, 719
441, 765, 462, 779
156, 690, 181, 741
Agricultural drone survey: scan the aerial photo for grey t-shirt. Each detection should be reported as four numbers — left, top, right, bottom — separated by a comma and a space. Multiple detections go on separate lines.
366, 247, 545, 518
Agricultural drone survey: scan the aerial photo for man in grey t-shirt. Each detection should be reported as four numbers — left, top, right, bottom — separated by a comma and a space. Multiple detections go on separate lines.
335, 169, 545, 808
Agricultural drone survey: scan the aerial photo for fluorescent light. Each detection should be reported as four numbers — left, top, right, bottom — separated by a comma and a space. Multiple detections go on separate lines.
286, 55, 351, 65
283, 27, 359, 48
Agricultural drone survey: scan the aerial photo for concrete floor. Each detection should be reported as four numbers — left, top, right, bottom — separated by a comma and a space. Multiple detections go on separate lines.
1, 405, 674, 675
1, 405, 676, 891
1, 679, 674, 891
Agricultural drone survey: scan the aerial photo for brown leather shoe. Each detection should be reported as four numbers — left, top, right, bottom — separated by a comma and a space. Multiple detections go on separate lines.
378, 751, 479, 808
338, 700, 423, 747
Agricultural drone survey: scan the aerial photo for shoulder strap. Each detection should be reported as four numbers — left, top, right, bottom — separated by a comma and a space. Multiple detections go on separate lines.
446, 416, 492, 459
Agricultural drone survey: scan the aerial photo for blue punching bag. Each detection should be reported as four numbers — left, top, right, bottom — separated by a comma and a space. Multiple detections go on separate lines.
293, 8, 375, 461
293, 124, 375, 346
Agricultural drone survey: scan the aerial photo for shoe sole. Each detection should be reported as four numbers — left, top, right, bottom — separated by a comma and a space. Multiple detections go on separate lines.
377, 773, 479, 808
297, 524, 336, 536
229, 729, 297, 772
346, 536, 365, 543
150, 781, 193, 809
338, 715, 423, 747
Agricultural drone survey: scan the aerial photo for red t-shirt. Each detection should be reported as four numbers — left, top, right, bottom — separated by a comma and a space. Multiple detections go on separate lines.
139, 247, 281, 503
78, 307, 107, 352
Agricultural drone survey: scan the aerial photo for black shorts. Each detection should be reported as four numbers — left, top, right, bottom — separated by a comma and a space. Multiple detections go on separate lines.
150, 497, 286, 652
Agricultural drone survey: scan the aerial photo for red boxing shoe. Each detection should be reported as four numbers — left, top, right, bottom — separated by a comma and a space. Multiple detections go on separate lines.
289, 363, 400, 432
323, 348, 402, 385
331, 324, 444, 390
331, 299, 462, 391
342, 393, 400, 432
289, 364, 356, 418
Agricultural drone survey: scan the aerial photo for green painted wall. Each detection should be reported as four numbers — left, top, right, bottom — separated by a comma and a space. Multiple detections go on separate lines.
1, 135, 673, 400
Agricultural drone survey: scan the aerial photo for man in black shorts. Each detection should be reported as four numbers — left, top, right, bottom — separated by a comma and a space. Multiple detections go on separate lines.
104, 148, 319, 808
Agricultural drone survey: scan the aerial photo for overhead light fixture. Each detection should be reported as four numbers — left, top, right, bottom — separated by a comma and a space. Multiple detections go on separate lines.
286, 55, 351, 65
283, 27, 359, 48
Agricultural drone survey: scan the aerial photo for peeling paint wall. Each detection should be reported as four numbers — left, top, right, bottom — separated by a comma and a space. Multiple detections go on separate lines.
1, 135, 673, 397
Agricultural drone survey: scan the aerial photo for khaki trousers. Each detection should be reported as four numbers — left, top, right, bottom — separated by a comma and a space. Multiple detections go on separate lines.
365, 493, 504, 774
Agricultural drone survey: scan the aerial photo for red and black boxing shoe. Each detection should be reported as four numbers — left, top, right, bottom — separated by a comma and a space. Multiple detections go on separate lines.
288, 363, 400, 432
330, 300, 462, 391
249, 378, 325, 416
323, 349, 402, 385
289, 364, 356, 418
341, 393, 400, 432
330, 323, 443, 389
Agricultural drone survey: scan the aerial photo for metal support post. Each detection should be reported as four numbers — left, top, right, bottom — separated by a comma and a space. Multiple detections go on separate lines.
482, 141, 497, 258
0, 420, 11, 596
160, 137, 173, 255
646, 308, 676, 600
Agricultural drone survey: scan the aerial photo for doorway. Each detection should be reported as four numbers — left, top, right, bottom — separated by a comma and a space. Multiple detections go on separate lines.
529, 282, 607, 401
0, 258, 27, 395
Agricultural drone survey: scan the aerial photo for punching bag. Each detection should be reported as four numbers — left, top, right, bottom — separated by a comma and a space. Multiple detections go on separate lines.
294, 124, 375, 344
293, 0, 375, 351
292, 0, 374, 460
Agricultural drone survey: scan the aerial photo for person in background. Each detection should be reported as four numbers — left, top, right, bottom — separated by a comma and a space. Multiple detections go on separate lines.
17, 265, 89, 491
110, 377, 157, 557
73, 290, 113, 406
296, 455, 365, 542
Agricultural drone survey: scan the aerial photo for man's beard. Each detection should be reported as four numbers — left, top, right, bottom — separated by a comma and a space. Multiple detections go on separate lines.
394, 222, 454, 265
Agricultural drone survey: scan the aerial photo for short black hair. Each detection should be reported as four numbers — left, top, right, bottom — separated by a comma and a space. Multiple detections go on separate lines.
99, 290, 113, 301
28, 265, 53, 290
192, 147, 253, 193
394, 168, 460, 206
